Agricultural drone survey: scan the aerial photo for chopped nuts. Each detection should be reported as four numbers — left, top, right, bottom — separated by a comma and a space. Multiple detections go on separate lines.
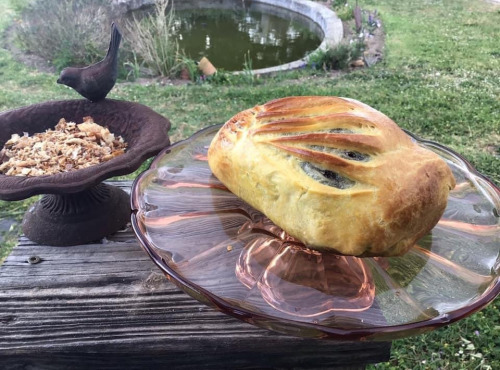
0, 117, 127, 176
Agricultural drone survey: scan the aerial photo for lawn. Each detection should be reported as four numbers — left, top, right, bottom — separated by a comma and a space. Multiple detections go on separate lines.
0, 0, 499, 368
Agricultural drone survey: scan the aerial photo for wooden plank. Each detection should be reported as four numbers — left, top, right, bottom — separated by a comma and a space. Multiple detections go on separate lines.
0, 181, 391, 369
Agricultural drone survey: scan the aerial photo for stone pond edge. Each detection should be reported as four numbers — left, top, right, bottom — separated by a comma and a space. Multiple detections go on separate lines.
249, 0, 343, 75
111, 0, 344, 75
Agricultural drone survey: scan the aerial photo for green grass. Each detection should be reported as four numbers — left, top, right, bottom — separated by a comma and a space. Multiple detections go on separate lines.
0, 0, 499, 367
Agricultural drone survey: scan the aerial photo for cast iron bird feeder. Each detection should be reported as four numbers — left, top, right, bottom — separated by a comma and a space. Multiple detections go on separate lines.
0, 23, 170, 245
0, 99, 170, 246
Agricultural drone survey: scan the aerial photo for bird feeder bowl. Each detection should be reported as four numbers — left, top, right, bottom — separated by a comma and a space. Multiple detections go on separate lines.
0, 99, 170, 246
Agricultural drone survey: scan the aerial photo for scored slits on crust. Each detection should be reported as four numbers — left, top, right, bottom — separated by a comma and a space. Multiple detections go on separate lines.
252, 112, 377, 135
267, 141, 377, 188
266, 133, 382, 153
250, 107, 385, 189
259, 96, 358, 121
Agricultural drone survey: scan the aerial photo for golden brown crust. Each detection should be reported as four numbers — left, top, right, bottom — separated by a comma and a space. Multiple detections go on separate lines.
208, 96, 456, 257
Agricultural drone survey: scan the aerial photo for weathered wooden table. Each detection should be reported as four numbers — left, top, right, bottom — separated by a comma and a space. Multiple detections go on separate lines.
0, 181, 391, 369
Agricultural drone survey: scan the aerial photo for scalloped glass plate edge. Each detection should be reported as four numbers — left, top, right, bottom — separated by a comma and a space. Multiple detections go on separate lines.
131, 125, 500, 341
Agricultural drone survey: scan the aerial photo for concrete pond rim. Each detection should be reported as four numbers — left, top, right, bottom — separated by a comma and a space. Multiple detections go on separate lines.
114, 0, 344, 76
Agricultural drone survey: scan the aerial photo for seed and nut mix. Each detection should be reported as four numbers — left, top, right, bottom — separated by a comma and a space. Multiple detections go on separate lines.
0, 116, 127, 176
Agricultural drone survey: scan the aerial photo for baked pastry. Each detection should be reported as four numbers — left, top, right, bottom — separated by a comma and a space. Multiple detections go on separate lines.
208, 96, 456, 257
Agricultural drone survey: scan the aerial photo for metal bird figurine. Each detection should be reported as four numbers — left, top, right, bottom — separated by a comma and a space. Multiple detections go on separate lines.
57, 23, 122, 102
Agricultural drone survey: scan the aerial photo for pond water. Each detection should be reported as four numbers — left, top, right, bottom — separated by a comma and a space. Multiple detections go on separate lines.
131, 1, 323, 71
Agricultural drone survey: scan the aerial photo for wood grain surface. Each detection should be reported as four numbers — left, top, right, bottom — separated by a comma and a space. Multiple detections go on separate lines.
0, 182, 391, 369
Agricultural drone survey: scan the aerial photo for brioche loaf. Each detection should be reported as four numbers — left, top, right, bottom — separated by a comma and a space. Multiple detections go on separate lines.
208, 96, 456, 256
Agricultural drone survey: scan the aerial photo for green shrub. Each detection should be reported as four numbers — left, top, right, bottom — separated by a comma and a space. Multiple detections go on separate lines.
203, 69, 233, 85
331, 0, 346, 8
124, 0, 182, 78
201, 52, 259, 86
8, 0, 32, 12
308, 41, 364, 71
179, 57, 202, 82
15, 0, 111, 71
333, 1, 354, 21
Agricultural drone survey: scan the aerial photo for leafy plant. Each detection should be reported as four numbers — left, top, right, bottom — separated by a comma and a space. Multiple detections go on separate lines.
202, 52, 257, 86
203, 69, 232, 85
123, 52, 142, 81
180, 57, 202, 82
242, 51, 255, 84
124, 0, 182, 78
308, 41, 364, 71
333, 1, 355, 21
331, 0, 347, 8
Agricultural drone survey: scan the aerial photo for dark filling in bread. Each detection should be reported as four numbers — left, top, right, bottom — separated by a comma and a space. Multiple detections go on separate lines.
343, 150, 370, 161
300, 162, 355, 189
328, 128, 355, 133
308, 145, 370, 162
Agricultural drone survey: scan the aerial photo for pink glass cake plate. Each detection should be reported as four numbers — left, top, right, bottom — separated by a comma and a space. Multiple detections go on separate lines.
131, 124, 500, 341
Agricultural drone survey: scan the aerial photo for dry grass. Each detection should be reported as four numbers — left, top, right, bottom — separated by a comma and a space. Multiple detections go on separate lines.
124, 0, 182, 78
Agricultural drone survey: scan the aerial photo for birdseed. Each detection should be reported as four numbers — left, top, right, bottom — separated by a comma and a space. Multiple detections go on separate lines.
0, 117, 127, 176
